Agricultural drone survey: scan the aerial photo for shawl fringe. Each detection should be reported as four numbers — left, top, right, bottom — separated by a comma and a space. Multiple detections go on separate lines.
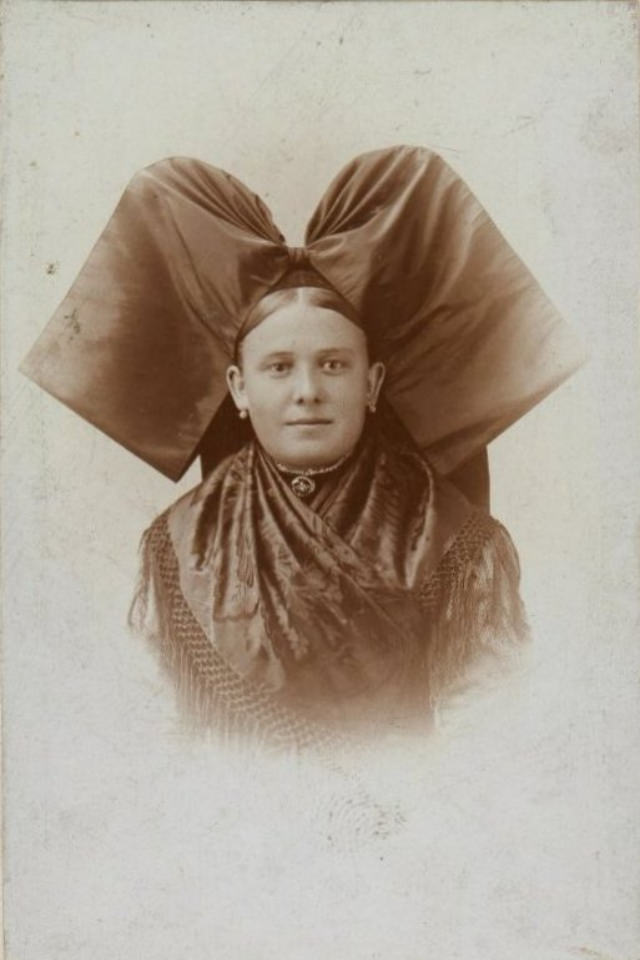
129, 514, 344, 751
420, 515, 529, 709
129, 508, 528, 748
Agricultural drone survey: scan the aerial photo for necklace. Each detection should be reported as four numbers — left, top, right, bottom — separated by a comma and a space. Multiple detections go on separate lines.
273, 449, 353, 498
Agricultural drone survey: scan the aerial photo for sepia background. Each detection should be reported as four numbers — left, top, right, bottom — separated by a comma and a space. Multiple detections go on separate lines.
2, 2, 638, 958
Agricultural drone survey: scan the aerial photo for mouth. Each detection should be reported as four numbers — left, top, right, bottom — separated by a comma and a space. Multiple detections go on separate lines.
285, 418, 333, 426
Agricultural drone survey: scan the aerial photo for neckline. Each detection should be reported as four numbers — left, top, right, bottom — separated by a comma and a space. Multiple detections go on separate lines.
272, 448, 354, 477
263, 446, 357, 500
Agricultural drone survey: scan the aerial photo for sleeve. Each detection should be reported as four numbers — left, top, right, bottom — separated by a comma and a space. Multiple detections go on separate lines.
419, 511, 530, 707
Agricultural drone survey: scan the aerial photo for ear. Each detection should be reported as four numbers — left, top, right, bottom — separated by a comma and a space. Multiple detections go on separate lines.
367, 361, 386, 407
226, 364, 248, 413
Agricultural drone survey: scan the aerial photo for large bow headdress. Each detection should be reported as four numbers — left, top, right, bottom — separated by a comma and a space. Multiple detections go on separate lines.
22, 146, 585, 480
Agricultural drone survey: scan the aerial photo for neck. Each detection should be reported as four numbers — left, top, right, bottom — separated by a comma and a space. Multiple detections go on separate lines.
272, 448, 354, 476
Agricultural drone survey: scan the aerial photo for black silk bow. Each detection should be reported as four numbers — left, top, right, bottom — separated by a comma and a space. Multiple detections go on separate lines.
22, 146, 585, 480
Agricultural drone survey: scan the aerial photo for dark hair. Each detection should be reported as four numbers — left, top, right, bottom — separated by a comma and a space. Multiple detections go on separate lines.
234, 286, 368, 366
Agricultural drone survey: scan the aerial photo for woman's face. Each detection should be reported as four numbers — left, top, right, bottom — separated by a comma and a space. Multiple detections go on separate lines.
226, 298, 385, 470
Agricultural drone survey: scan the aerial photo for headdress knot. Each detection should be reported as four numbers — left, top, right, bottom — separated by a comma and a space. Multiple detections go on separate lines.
22, 147, 586, 480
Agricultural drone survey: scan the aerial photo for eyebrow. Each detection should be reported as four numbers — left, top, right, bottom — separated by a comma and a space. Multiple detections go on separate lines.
316, 347, 355, 357
258, 347, 356, 361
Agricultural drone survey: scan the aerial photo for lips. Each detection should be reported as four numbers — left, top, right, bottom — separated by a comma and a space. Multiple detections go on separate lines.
285, 418, 332, 425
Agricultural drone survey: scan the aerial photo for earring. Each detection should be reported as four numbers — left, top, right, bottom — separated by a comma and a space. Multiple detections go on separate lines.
367, 399, 377, 413
238, 409, 248, 420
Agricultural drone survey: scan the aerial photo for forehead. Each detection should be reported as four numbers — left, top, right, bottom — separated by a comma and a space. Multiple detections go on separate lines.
241, 303, 367, 357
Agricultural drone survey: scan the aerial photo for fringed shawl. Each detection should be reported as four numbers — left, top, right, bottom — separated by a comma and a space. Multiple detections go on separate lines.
131, 419, 527, 748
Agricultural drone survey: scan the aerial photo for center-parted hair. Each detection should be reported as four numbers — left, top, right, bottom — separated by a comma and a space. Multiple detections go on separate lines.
234, 283, 368, 366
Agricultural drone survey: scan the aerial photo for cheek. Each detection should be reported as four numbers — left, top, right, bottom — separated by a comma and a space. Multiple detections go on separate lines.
338, 371, 369, 404
244, 381, 284, 429
244, 376, 275, 406
334, 380, 368, 427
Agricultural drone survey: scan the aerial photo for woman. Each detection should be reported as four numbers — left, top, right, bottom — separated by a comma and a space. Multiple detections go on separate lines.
22, 146, 585, 748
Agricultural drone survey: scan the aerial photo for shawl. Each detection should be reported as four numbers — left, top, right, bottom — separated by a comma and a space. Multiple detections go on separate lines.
131, 413, 527, 745
20, 145, 584, 745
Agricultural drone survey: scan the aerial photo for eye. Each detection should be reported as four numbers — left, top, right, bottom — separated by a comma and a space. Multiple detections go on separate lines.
321, 358, 346, 372
266, 360, 291, 375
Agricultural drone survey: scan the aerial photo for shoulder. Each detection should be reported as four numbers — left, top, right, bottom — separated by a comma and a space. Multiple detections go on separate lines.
145, 442, 253, 565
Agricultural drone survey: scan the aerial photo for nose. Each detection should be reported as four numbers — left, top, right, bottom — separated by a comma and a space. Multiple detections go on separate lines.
292, 364, 322, 404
